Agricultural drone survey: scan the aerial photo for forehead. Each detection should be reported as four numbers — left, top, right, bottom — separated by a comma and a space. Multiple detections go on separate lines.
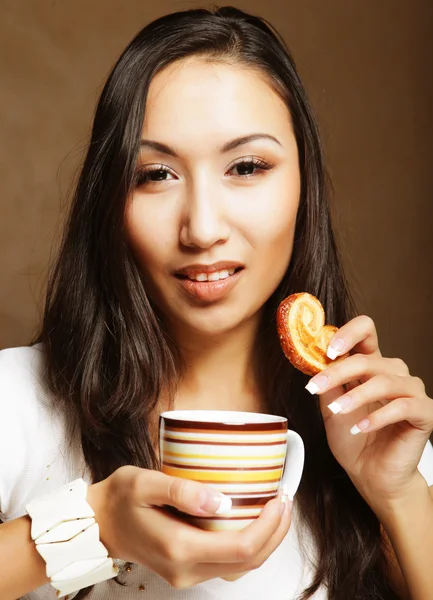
142, 58, 293, 150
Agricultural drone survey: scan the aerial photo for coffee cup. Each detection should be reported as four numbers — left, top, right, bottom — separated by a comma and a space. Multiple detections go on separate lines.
159, 410, 304, 530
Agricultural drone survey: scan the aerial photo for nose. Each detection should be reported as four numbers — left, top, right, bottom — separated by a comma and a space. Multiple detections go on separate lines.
179, 180, 230, 249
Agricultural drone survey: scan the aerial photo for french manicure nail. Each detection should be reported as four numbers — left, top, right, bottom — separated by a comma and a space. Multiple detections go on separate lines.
305, 375, 328, 395
328, 395, 353, 414
215, 494, 233, 515
200, 491, 232, 515
350, 418, 370, 435
279, 484, 289, 496
279, 484, 293, 500
281, 496, 293, 515
328, 401, 342, 414
327, 338, 346, 360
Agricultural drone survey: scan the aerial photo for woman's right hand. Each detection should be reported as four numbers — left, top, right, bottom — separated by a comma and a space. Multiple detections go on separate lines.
87, 465, 291, 588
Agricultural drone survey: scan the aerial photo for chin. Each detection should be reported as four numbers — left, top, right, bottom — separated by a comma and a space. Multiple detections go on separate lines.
169, 304, 260, 339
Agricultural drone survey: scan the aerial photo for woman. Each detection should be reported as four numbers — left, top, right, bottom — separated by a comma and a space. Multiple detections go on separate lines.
0, 6, 432, 600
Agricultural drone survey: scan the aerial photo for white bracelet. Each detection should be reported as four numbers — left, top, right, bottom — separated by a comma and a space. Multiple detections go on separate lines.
26, 479, 118, 598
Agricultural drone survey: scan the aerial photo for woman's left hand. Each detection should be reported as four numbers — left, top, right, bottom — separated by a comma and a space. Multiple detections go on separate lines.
306, 315, 433, 507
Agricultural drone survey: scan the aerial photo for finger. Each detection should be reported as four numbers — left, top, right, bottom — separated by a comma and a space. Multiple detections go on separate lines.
349, 396, 433, 435
133, 470, 232, 516
166, 561, 254, 588
242, 496, 292, 565
305, 354, 410, 397
325, 374, 426, 416
220, 571, 249, 582
138, 492, 286, 567
185, 499, 293, 586
326, 315, 381, 361
193, 495, 286, 564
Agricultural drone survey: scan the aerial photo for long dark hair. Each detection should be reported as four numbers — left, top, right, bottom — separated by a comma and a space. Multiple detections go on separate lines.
35, 6, 399, 599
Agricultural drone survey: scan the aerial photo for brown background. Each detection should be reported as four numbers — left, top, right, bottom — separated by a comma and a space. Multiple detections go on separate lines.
0, 1, 432, 393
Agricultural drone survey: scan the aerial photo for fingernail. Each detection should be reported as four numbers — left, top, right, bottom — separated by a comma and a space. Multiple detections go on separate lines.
199, 492, 232, 515
280, 496, 293, 514
328, 395, 353, 414
350, 418, 370, 435
305, 375, 328, 395
215, 494, 232, 515
215, 494, 233, 515
279, 484, 293, 500
327, 338, 346, 360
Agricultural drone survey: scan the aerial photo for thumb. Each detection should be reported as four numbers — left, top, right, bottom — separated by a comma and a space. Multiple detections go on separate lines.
137, 470, 232, 516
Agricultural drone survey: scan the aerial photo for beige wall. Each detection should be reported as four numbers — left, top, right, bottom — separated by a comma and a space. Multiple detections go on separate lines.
1, 0, 432, 393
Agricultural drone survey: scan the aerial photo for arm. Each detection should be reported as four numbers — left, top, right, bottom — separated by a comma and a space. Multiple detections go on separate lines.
376, 480, 433, 600
0, 469, 290, 599
302, 316, 433, 599
381, 526, 409, 599
0, 481, 114, 599
0, 515, 49, 600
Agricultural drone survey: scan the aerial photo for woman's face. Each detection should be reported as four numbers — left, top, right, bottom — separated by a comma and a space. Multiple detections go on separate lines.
125, 58, 301, 339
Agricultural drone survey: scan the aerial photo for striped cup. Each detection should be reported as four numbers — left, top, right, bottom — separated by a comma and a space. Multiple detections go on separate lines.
159, 410, 304, 531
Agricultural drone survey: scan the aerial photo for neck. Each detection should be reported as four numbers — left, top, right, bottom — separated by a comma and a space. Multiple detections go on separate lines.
170, 315, 266, 414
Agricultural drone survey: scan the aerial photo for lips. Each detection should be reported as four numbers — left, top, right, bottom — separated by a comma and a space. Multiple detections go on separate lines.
175, 261, 244, 280
181, 267, 237, 282
174, 262, 244, 302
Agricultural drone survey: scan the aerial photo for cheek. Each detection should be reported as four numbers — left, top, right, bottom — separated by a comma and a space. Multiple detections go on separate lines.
251, 212, 297, 274
238, 181, 300, 288
238, 184, 299, 259
124, 199, 172, 274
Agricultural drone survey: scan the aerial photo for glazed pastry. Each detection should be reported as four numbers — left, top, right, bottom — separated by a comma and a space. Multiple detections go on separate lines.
276, 292, 348, 375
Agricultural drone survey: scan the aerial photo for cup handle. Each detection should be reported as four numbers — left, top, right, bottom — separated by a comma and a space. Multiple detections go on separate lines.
280, 430, 305, 500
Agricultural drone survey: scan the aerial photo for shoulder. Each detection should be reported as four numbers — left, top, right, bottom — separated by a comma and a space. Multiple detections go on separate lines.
0, 345, 87, 520
0, 343, 46, 392
0, 344, 59, 425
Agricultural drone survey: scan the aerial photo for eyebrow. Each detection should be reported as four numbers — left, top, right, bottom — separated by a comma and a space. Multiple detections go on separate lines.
139, 133, 282, 157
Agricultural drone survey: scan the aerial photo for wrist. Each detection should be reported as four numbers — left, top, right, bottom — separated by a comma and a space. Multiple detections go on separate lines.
370, 475, 432, 534
349, 470, 427, 517
86, 480, 116, 558
26, 479, 118, 598
370, 478, 433, 600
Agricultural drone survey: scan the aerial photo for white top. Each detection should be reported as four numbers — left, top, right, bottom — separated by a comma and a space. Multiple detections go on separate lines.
1, 345, 432, 600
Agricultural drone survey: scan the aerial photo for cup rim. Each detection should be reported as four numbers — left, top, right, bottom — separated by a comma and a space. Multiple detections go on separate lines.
159, 410, 287, 426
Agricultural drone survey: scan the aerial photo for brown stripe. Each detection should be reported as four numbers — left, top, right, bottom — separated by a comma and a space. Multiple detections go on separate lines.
191, 515, 258, 521
226, 491, 278, 496
227, 504, 265, 510
161, 418, 286, 432
230, 496, 276, 507
162, 437, 286, 446
162, 461, 283, 472
163, 427, 286, 436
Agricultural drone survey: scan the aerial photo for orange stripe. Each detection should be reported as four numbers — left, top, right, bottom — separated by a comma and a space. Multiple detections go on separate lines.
181, 477, 281, 484
162, 465, 283, 482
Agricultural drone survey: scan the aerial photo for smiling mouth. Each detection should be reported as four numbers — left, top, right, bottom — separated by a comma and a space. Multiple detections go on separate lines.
175, 267, 244, 282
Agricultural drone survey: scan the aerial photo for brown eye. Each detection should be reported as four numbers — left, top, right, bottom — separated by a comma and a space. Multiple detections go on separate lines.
228, 158, 273, 178
134, 166, 175, 187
